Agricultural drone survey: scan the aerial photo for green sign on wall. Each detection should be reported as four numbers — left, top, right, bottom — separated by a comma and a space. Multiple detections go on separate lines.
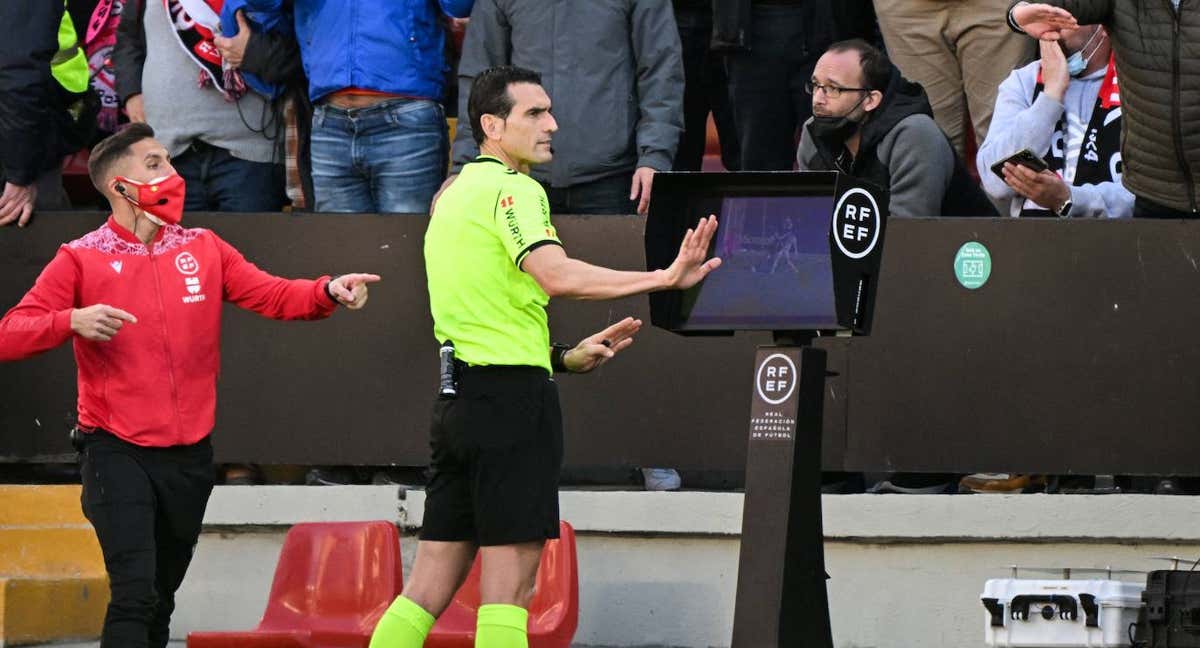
954, 241, 992, 290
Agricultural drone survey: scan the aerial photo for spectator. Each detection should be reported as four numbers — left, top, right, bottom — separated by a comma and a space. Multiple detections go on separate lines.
795, 39, 996, 218
716, 0, 879, 171
452, 0, 684, 216
213, 4, 314, 209
0, 1, 98, 226
977, 26, 1132, 218
672, 0, 739, 172
236, 0, 473, 214
873, 0, 1035, 160
1010, 1, 1200, 218
113, 0, 285, 213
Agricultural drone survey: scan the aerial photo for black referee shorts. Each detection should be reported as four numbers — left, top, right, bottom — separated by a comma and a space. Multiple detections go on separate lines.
421, 365, 563, 546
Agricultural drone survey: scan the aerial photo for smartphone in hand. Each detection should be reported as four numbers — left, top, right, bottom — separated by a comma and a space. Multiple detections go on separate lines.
990, 148, 1049, 181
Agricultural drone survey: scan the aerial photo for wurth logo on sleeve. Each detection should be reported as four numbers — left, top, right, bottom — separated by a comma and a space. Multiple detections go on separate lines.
500, 196, 514, 208
505, 207, 525, 248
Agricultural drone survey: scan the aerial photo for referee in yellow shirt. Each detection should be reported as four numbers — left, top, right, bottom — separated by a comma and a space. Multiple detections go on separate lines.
370, 65, 721, 648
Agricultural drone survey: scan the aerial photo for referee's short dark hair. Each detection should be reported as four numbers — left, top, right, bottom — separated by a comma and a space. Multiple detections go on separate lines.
827, 38, 892, 92
88, 122, 157, 192
468, 65, 544, 146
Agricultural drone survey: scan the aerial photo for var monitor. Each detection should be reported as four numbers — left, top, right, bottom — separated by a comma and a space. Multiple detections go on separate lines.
645, 171, 888, 336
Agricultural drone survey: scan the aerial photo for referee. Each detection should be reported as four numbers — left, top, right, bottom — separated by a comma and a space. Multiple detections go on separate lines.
369, 65, 720, 648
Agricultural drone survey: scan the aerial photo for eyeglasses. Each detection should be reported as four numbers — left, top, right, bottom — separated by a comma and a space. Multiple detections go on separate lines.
804, 80, 871, 98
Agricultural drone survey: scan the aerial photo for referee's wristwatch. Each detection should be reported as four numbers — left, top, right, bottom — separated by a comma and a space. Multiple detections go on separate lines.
551, 343, 573, 373
1055, 197, 1074, 218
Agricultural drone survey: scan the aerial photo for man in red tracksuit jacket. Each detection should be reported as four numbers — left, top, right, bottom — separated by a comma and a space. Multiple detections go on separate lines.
0, 123, 380, 648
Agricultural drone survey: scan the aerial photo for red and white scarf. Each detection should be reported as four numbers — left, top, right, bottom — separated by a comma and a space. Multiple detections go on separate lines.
84, 0, 123, 132
162, 0, 245, 100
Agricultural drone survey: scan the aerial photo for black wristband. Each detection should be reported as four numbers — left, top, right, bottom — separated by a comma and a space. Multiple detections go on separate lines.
1007, 1, 1027, 33
551, 343, 572, 373
325, 275, 341, 305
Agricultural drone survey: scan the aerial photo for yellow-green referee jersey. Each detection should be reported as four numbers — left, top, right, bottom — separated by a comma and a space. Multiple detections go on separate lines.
425, 156, 562, 373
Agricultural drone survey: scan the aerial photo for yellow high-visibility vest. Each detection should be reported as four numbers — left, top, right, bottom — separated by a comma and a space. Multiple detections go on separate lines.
51, 1, 89, 93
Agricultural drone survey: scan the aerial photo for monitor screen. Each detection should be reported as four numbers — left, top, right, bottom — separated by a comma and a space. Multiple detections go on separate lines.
679, 195, 840, 331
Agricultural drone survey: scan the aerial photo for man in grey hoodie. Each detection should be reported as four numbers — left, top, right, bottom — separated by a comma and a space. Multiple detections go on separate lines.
795, 39, 995, 218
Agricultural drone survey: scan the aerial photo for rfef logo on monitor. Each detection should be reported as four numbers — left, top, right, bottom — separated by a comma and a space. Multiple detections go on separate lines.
756, 353, 797, 405
832, 187, 881, 259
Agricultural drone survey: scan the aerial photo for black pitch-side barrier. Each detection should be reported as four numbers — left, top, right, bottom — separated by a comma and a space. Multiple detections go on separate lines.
3, 213, 1200, 476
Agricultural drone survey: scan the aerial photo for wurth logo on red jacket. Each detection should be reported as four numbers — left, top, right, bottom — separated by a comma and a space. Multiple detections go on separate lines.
0, 217, 338, 448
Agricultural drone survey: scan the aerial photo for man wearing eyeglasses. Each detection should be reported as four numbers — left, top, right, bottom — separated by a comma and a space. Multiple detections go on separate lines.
795, 39, 996, 218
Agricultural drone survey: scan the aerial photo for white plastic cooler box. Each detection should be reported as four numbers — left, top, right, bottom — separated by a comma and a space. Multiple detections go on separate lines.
982, 578, 1145, 647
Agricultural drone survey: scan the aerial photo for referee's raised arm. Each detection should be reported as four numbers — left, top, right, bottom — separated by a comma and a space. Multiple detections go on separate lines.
521, 215, 720, 300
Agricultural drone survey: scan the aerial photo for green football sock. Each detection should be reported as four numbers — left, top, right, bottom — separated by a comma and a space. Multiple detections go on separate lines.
369, 595, 436, 648
475, 603, 529, 648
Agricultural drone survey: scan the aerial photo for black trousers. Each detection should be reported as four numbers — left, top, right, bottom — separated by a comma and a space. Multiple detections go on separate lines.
79, 430, 216, 648
1133, 195, 1200, 219
674, 5, 740, 172
541, 173, 637, 215
724, 4, 820, 171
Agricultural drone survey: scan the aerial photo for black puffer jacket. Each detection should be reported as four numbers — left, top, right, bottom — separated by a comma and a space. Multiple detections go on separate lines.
1013, 0, 1200, 212
713, 0, 880, 51
0, 0, 98, 185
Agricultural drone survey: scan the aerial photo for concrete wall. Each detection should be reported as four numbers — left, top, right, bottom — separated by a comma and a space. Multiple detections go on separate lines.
172, 488, 1200, 648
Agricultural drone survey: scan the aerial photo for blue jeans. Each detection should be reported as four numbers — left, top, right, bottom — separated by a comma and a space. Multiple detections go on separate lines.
173, 141, 286, 213
310, 98, 448, 214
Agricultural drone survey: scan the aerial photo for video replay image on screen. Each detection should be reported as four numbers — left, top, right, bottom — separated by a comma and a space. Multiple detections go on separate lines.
680, 195, 839, 331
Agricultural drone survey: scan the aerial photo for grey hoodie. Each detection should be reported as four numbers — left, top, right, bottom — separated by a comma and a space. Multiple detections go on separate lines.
452, 0, 684, 188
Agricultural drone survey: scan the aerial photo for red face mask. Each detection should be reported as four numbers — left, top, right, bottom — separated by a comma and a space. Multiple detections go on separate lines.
114, 173, 187, 226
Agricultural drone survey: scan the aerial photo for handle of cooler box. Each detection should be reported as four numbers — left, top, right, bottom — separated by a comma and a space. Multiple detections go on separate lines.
982, 597, 1005, 627
1078, 593, 1100, 628
1010, 594, 1079, 622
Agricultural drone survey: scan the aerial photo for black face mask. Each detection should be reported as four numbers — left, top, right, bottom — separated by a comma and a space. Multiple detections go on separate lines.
809, 92, 871, 149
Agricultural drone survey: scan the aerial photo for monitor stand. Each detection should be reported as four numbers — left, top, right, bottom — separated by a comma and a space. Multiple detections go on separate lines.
730, 333, 834, 648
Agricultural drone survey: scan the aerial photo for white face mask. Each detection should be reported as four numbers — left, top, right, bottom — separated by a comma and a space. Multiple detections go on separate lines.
1066, 28, 1106, 77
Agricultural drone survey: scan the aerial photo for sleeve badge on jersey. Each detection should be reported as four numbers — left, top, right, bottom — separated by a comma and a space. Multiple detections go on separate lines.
500, 195, 514, 208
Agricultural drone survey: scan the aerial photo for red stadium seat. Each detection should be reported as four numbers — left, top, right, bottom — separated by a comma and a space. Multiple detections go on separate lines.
426, 521, 579, 648
187, 521, 403, 648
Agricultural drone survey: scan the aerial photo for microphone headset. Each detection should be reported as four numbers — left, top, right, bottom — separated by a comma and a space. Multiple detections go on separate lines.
114, 183, 168, 205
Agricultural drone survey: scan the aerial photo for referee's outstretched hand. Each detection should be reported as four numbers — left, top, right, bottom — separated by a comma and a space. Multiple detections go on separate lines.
665, 215, 722, 290
563, 317, 642, 373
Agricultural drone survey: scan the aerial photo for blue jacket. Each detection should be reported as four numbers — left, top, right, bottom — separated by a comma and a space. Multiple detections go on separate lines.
244, 0, 473, 102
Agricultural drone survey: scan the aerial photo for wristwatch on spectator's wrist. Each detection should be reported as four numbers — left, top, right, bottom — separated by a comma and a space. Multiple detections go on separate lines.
1008, 1, 1029, 33
1056, 198, 1074, 218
